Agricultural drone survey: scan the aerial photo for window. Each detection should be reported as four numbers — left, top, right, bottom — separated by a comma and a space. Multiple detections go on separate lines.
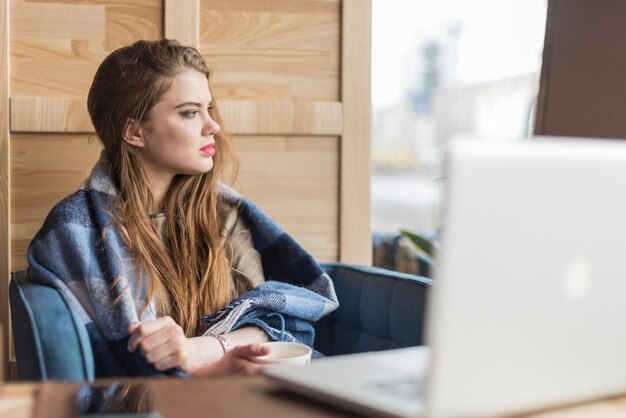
371, 0, 548, 238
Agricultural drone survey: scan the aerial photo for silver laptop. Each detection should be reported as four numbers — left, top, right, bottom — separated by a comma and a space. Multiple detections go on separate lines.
265, 137, 626, 418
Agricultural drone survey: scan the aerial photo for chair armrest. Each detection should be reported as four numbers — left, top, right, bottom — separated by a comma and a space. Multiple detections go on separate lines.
315, 263, 433, 356
9, 271, 95, 381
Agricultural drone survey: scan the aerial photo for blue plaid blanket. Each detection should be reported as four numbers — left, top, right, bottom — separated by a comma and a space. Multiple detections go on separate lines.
27, 153, 339, 377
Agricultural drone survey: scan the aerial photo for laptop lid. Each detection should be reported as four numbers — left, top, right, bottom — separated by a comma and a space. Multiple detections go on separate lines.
426, 137, 626, 417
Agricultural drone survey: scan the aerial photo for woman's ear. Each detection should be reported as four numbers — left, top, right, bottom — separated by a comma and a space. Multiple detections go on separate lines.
122, 118, 146, 148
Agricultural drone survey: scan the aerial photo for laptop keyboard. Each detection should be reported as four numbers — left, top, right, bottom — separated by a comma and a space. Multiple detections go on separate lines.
363, 376, 424, 400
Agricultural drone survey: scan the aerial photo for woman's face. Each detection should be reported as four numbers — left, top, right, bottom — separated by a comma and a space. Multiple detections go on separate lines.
133, 69, 219, 186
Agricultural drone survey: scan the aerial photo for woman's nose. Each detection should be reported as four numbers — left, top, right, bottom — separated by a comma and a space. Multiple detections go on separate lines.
202, 117, 220, 136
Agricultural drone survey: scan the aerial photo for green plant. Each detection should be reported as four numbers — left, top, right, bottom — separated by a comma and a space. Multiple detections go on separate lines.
400, 229, 436, 258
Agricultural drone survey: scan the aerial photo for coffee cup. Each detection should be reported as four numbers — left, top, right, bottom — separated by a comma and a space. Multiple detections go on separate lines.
252, 341, 312, 366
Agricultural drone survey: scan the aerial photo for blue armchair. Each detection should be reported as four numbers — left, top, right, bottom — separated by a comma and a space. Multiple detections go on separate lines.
9, 263, 432, 381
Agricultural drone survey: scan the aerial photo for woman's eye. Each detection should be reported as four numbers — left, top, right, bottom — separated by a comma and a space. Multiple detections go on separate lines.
207, 106, 214, 117
181, 110, 198, 118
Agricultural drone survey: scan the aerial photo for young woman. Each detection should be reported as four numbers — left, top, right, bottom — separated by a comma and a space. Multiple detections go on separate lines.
27, 39, 338, 377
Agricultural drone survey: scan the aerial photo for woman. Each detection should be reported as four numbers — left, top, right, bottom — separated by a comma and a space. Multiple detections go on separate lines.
27, 39, 338, 377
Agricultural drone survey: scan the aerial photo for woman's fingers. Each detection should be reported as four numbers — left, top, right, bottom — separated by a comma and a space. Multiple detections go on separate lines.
231, 343, 271, 359
187, 343, 271, 377
153, 352, 187, 371
127, 316, 179, 352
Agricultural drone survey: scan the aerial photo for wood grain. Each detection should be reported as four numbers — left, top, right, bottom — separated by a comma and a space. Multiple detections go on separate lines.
10, 37, 73, 60
10, 2, 105, 40
10, 134, 103, 272
4, 0, 369, 379
105, 2, 162, 47
10, 97, 93, 132
218, 100, 342, 135
0, 0, 10, 382
165, 0, 199, 46
199, 1, 340, 101
204, 0, 340, 15
232, 135, 339, 262
10, 0, 162, 97
10, 97, 342, 135
10, 134, 338, 270
340, 0, 372, 264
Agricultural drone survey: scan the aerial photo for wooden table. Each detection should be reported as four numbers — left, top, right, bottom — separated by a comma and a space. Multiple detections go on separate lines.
0, 382, 37, 418
2, 377, 626, 418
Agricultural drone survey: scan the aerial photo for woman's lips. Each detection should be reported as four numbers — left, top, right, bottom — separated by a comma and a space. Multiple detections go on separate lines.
199, 143, 216, 157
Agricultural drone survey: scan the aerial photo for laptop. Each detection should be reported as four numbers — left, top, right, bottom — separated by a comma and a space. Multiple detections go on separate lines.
264, 137, 626, 418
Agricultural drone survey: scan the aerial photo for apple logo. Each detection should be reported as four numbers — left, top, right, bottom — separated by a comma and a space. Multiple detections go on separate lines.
563, 258, 592, 301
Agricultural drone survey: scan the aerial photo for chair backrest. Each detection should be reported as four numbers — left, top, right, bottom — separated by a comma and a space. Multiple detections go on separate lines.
314, 263, 432, 356
9, 271, 95, 381
9, 264, 431, 380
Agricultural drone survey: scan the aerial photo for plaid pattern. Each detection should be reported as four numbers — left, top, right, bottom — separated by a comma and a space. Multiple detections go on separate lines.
27, 152, 338, 377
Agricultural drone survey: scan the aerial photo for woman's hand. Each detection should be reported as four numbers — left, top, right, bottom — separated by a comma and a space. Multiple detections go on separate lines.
187, 344, 271, 377
127, 317, 221, 371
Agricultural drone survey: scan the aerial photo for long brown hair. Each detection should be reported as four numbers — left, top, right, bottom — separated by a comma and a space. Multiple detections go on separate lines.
87, 39, 238, 336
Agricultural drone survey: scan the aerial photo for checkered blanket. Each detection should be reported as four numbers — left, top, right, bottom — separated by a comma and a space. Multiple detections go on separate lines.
28, 153, 338, 377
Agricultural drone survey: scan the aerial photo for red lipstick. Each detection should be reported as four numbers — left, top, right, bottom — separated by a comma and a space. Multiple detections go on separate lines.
200, 143, 216, 157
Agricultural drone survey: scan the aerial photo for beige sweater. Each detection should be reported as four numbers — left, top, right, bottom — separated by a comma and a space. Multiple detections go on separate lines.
150, 200, 265, 297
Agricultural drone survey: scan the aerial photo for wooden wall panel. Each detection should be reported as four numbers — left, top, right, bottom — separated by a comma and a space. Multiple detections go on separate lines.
10, 97, 343, 135
233, 136, 339, 262
3, 0, 371, 379
10, 135, 103, 272
8, 134, 338, 268
10, 2, 106, 40
10, 97, 92, 132
165, 0, 199, 47
340, 0, 371, 264
10, 0, 162, 97
199, 0, 340, 101
1, 0, 10, 382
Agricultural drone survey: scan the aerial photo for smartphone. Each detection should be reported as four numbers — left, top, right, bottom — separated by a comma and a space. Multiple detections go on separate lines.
75, 381, 162, 418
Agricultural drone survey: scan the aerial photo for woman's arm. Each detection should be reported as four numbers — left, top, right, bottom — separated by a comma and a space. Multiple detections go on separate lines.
188, 344, 271, 377
127, 317, 269, 371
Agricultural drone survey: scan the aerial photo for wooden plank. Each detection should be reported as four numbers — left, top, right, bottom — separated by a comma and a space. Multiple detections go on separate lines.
0, 0, 9, 382
340, 0, 372, 265
202, 0, 340, 15
200, 8, 339, 49
165, 0, 199, 47
218, 100, 342, 135
10, 97, 342, 135
11, 134, 103, 272
10, 2, 105, 40
233, 136, 339, 262
10, 1, 162, 97
104, 2, 163, 47
199, 3, 340, 101
11, 59, 99, 97
10, 37, 73, 60
10, 97, 93, 133
10, 133, 337, 270
10, 134, 337, 268
206, 49, 340, 101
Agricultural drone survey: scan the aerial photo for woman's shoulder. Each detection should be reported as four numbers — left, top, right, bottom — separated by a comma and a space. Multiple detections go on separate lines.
35, 189, 110, 239
217, 192, 241, 239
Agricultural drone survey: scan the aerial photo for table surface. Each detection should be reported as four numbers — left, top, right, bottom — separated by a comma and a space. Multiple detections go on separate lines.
2, 376, 626, 418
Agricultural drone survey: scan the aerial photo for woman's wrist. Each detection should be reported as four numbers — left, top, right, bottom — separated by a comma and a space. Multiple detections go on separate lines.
189, 327, 269, 369
189, 336, 226, 367
214, 334, 232, 354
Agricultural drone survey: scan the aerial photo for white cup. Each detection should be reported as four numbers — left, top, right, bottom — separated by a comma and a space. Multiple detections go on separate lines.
252, 341, 312, 366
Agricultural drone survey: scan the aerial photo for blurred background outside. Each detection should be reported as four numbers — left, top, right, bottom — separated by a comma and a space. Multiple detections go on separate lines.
370, 0, 548, 271
371, 0, 548, 244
